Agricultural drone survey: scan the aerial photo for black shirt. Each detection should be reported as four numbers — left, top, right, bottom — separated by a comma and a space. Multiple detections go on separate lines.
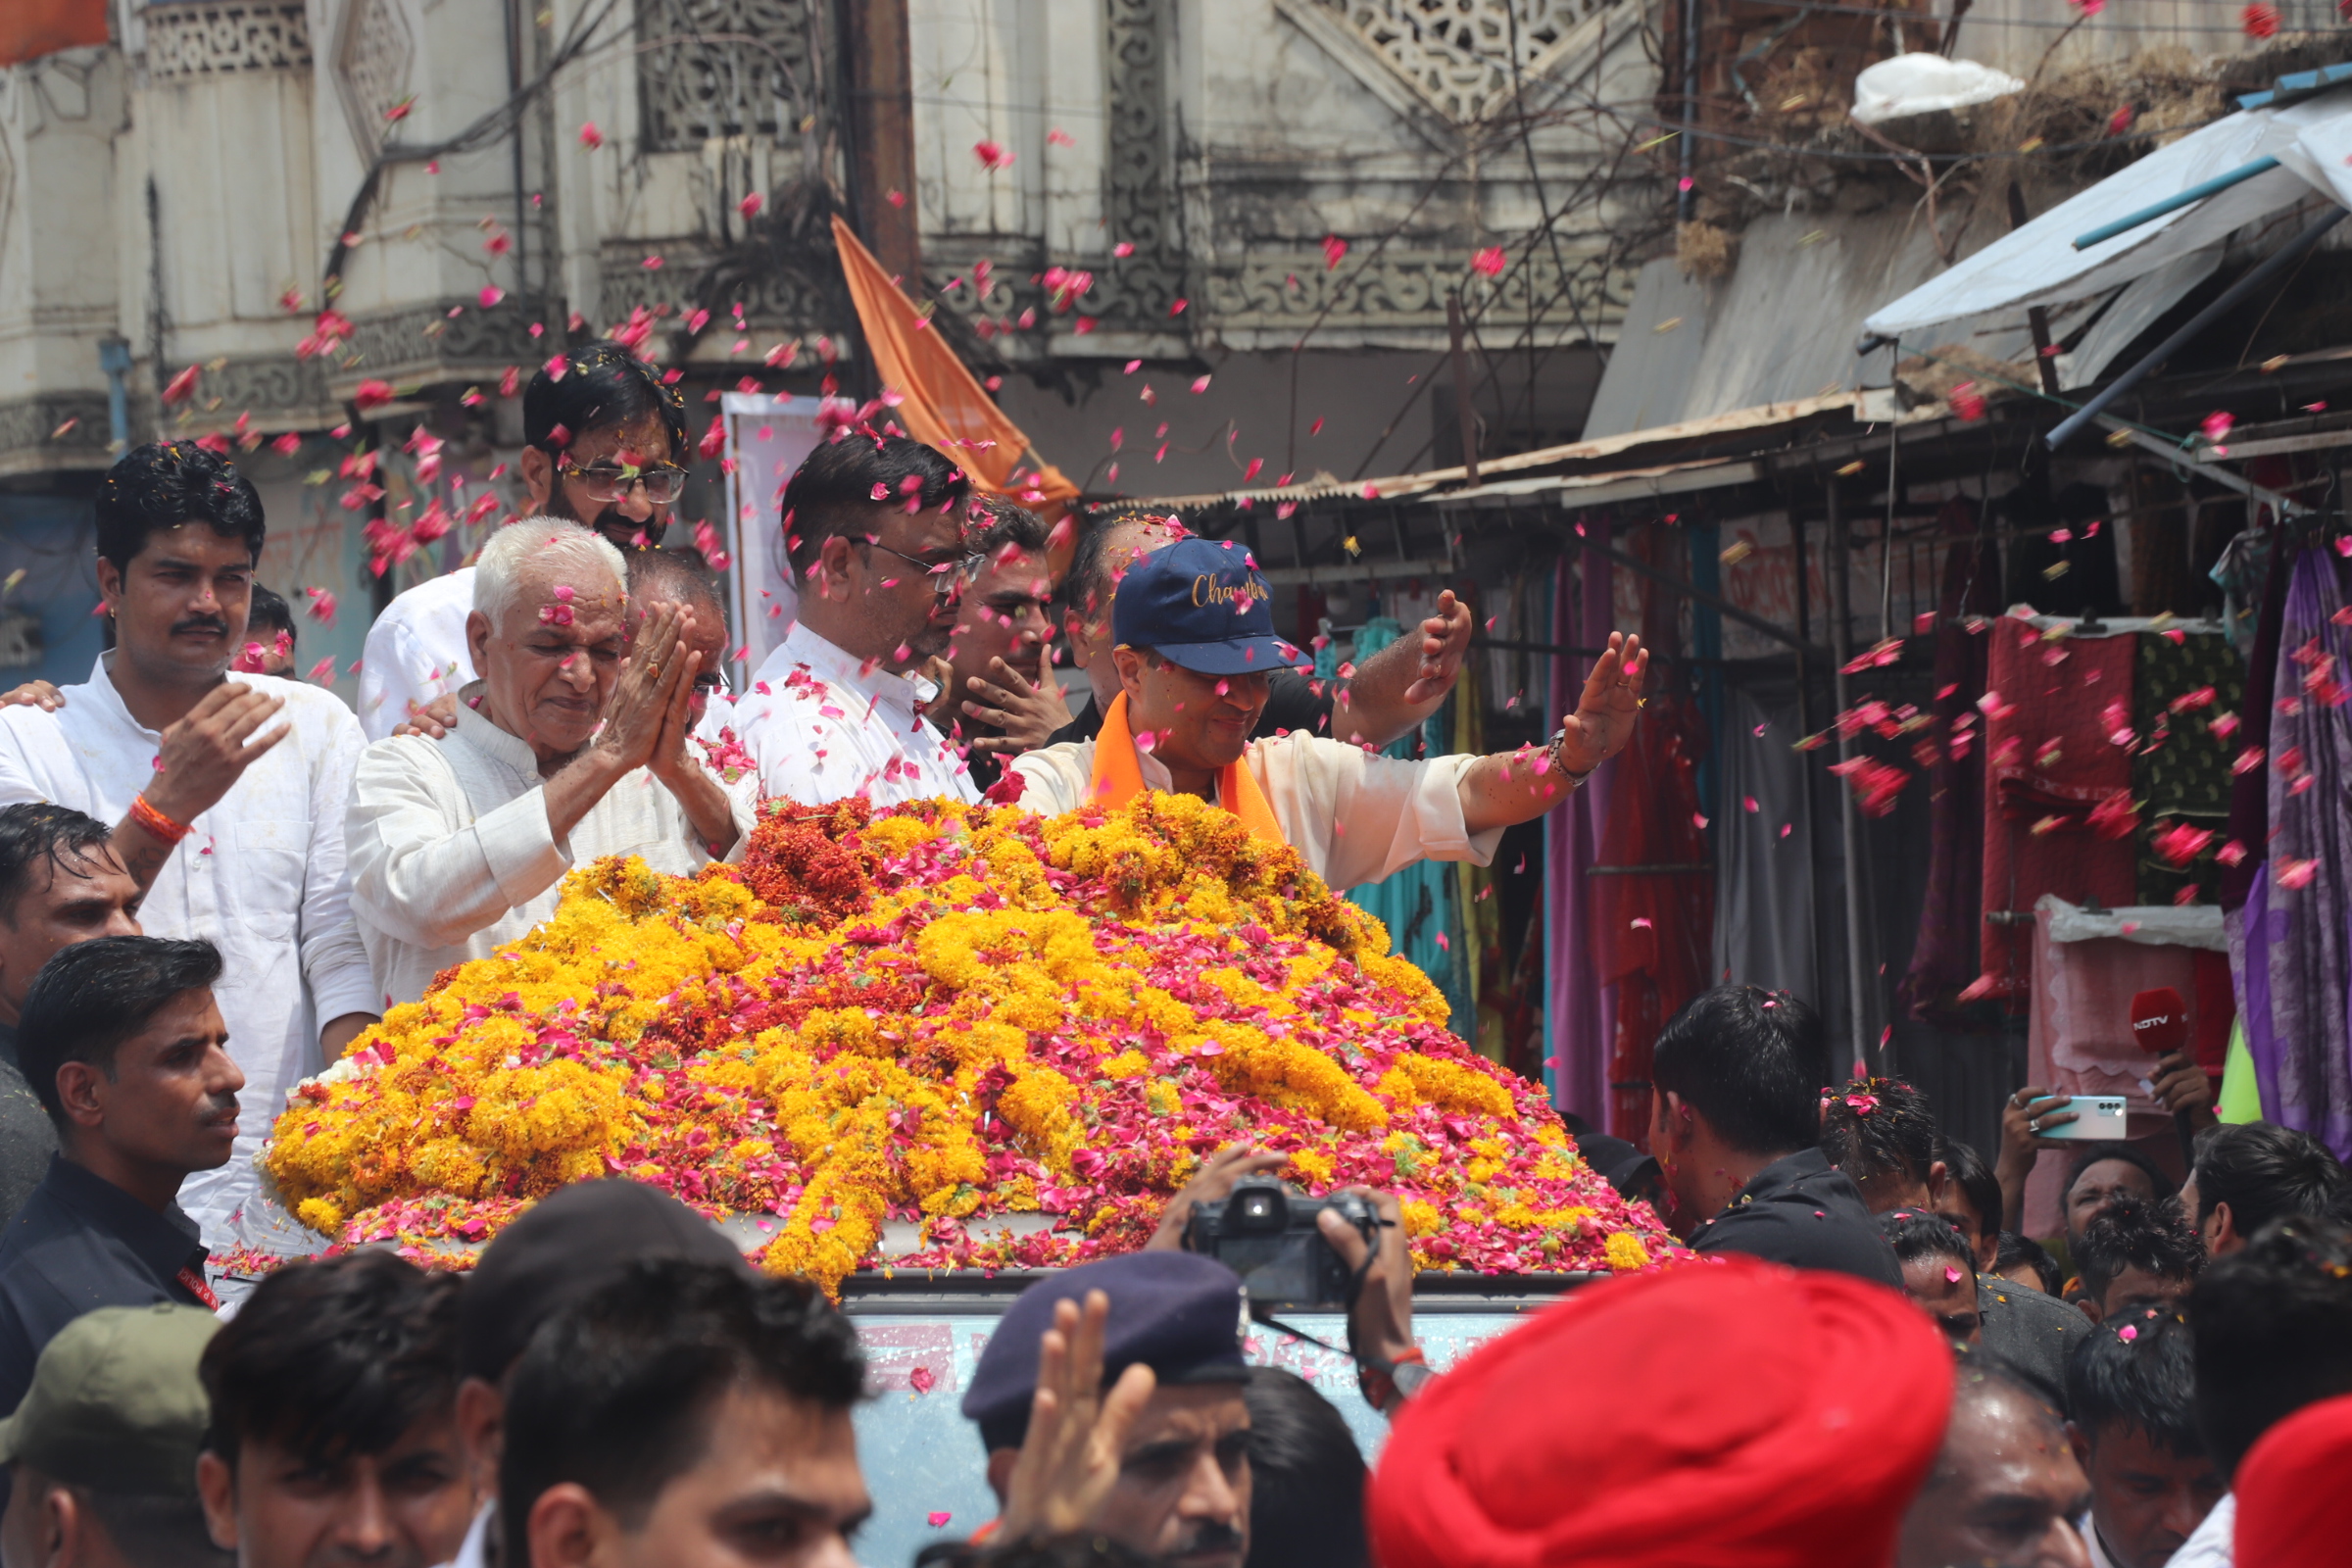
1687, 1148, 1905, 1288
0, 1155, 210, 1418
0, 1023, 56, 1232
1047, 667, 1339, 750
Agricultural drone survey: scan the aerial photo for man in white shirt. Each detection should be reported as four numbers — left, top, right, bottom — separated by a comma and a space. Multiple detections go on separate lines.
0, 442, 379, 1245
1009, 538, 1646, 888
727, 432, 982, 808
357, 341, 691, 740
347, 519, 753, 1007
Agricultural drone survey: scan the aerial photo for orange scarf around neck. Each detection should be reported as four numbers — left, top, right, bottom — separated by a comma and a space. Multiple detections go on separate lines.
1087, 693, 1286, 847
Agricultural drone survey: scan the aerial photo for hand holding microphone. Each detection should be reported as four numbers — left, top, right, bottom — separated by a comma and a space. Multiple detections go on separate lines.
2130, 987, 2215, 1164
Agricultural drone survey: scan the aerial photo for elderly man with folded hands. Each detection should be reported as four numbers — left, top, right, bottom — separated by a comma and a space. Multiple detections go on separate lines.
347, 518, 754, 1008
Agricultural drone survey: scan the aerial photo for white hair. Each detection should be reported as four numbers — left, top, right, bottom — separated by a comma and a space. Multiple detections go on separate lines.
473, 516, 628, 631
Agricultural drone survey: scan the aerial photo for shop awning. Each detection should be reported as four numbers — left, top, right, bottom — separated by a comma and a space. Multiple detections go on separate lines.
1862, 81, 2352, 345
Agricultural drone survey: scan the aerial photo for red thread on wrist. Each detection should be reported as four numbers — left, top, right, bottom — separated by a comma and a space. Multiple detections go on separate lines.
130, 794, 192, 845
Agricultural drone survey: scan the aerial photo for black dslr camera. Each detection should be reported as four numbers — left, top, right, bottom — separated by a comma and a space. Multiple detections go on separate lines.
1183, 1176, 1379, 1312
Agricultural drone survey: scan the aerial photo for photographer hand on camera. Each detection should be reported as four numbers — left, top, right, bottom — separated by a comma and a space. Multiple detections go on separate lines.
1313, 1188, 1427, 1415
1145, 1144, 1292, 1252
1158, 1148, 1428, 1417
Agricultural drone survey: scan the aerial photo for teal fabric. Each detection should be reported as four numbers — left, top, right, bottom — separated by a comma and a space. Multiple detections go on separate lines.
1342, 613, 1473, 1027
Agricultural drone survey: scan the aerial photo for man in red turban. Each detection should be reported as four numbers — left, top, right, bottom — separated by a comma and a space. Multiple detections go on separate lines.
2232, 1391, 2352, 1565
1364, 1256, 1952, 1568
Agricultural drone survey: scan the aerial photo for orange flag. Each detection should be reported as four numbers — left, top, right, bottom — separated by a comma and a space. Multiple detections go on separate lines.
831, 215, 1079, 520
0, 0, 107, 65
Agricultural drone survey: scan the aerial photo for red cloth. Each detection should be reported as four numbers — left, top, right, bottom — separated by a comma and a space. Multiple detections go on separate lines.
2233, 1392, 2352, 1565
1978, 623, 2139, 1001
1365, 1256, 1952, 1568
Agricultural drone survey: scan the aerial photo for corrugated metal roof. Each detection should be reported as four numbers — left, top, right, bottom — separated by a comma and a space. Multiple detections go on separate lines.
1125, 391, 1858, 514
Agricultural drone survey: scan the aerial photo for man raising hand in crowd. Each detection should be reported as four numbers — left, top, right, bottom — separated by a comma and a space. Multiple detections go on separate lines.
0, 443, 376, 1246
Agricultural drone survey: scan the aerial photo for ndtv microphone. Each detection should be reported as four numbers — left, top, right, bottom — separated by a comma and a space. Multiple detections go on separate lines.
2130, 986, 2194, 1164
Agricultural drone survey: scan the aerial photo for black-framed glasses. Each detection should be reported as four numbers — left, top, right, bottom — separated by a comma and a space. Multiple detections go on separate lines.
561, 461, 689, 505
859, 540, 984, 600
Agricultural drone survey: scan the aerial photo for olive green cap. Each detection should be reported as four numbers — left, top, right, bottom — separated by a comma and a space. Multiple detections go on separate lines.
0, 1303, 219, 1494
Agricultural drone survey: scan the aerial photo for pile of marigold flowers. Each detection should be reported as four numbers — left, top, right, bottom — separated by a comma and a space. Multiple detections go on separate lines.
263, 793, 1685, 1293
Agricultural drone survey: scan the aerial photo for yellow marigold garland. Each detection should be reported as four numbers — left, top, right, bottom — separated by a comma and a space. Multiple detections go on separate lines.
264, 794, 1684, 1292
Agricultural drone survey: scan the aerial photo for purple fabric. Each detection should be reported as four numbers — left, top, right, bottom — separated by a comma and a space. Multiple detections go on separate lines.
2222, 530, 2292, 910
2234, 870, 2281, 1123
2261, 547, 2352, 1156
1545, 529, 1615, 1122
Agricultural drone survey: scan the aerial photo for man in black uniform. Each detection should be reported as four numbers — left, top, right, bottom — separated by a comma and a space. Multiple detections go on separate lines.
1045, 511, 1471, 751
1647, 984, 1902, 1287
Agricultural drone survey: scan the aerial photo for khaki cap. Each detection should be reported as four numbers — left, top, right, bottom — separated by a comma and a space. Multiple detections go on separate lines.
0, 1302, 218, 1494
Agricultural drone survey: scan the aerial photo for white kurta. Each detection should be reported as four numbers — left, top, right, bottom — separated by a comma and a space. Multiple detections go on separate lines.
726, 621, 979, 808
347, 705, 758, 1007
1009, 733, 1504, 890
357, 568, 476, 743
0, 657, 377, 1245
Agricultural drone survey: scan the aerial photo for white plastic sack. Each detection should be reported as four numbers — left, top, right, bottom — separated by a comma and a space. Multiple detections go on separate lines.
1851, 53, 2025, 125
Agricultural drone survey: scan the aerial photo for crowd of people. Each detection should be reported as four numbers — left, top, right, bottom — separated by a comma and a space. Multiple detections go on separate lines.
0, 340, 2342, 1566
2, 975, 2350, 1568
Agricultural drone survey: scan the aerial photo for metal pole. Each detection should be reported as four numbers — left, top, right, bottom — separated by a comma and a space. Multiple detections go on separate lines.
2049, 205, 2349, 449
2071, 157, 2279, 251
1825, 481, 1874, 1077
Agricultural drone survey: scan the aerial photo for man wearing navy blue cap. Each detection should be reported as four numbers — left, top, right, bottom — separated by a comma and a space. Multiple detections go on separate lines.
1008, 537, 1646, 888
964, 1251, 1253, 1568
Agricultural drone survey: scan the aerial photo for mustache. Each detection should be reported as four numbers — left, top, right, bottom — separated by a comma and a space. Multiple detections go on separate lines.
202, 1094, 241, 1124
1170, 1522, 1246, 1559
172, 615, 230, 637
549, 488, 666, 546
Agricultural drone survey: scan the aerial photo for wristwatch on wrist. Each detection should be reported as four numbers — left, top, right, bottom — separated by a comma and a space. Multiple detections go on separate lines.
1544, 729, 1595, 785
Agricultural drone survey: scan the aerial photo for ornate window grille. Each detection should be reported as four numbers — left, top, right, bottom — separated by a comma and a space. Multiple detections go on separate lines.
635, 0, 823, 151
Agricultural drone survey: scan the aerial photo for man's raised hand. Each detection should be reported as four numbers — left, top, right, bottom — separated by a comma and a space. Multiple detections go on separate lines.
143, 681, 291, 825
999, 1290, 1155, 1542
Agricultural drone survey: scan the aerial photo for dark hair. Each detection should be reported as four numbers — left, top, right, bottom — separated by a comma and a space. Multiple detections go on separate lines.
971, 496, 1052, 559
1057, 510, 1177, 619
523, 340, 688, 462
1993, 1231, 2063, 1296
200, 1250, 461, 1464
246, 583, 295, 642
626, 549, 727, 619
502, 1258, 865, 1565
0, 803, 119, 926
2066, 1304, 2204, 1458
95, 442, 266, 577
1649, 986, 1826, 1156
1943, 1351, 2065, 1449
2190, 1121, 2346, 1239
1244, 1367, 1365, 1568
2064, 1144, 2175, 1206
18, 936, 221, 1126
1941, 1139, 2002, 1243
1821, 1078, 1939, 1189
2189, 1214, 2352, 1472
1881, 1209, 1974, 1274
56, 1487, 229, 1568
2074, 1191, 2202, 1307
778, 432, 968, 575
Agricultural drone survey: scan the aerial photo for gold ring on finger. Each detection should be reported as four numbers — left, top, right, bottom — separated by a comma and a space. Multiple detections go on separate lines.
649, 664, 662, 678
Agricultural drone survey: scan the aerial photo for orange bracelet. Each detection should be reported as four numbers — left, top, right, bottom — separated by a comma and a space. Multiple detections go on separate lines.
129, 793, 191, 845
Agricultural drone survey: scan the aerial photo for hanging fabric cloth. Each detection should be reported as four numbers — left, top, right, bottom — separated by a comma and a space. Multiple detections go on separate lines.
1344, 614, 1474, 1031
1449, 627, 1506, 1063
1546, 541, 1612, 1119
2246, 546, 2352, 1156
1977, 620, 2139, 1003
1591, 522, 1713, 1144
1900, 506, 2001, 1026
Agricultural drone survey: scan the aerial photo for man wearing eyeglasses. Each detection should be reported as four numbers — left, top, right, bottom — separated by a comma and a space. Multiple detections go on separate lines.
355, 343, 691, 741
724, 433, 983, 808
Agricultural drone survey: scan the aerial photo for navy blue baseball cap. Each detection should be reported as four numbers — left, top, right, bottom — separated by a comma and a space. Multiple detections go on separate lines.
1111, 536, 1300, 675
962, 1250, 1250, 1448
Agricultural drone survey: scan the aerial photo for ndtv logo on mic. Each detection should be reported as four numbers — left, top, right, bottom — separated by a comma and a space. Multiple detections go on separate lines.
2132, 1013, 2175, 1032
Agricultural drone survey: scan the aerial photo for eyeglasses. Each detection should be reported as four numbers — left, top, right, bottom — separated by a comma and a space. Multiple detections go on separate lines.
859, 540, 984, 600
561, 462, 689, 505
